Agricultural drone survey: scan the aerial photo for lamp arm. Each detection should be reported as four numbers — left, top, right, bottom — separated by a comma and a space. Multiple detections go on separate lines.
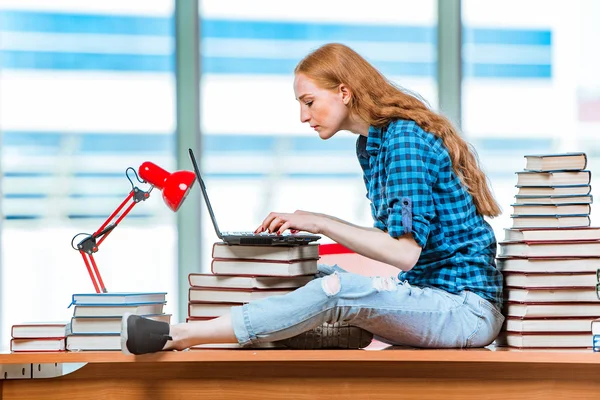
75, 185, 152, 293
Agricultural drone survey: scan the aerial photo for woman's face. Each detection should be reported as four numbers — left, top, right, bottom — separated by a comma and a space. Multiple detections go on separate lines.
293, 73, 350, 140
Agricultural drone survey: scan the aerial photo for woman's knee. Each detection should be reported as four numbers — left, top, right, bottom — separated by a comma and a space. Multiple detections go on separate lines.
321, 273, 342, 296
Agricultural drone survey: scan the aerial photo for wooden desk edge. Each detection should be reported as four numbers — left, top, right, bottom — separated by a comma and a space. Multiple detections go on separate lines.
2, 348, 600, 365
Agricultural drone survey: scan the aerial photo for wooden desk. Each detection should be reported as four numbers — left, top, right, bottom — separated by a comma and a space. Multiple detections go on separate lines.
2, 346, 600, 399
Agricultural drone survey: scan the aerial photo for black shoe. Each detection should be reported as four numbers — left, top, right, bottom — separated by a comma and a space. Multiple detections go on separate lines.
121, 312, 172, 355
278, 322, 373, 349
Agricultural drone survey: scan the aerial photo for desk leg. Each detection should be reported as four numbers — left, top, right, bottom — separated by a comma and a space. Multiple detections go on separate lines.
2, 361, 600, 400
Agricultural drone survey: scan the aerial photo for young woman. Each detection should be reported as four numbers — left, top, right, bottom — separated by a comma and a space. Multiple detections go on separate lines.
121, 43, 504, 355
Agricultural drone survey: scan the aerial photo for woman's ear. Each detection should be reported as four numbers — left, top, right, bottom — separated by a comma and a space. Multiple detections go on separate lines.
339, 84, 352, 105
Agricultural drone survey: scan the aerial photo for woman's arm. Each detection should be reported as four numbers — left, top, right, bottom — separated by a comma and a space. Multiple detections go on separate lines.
318, 216, 421, 271
257, 210, 421, 271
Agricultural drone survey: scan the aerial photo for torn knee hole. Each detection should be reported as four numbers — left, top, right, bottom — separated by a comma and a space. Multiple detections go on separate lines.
372, 276, 398, 292
321, 273, 341, 296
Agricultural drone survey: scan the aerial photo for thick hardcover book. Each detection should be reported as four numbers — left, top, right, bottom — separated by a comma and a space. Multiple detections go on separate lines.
495, 331, 591, 348
505, 302, 600, 318
516, 185, 591, 196
506, 287, 599, 303
188, 273, 313, 289
73, 302, 165, 317
211, 258, 318, 276
513, 194, 593, 205
11, 322, 70, 339
10, 338, 66, 352
511, 215, 591, 229
496, 257, 600, 273
66, 334, 120, 351
503, 227, 600, 242
503, 272, 597, 288
515, 170, 591, 186
523, 152, 587, 172
70, 292, 167, 306
188, 302, 236, 318
498, 239, 600, 257
70, 314, 171, 334
504, 316, 597, 333
212, 242, 319, 261
188, 287, 293, 303
511, 203, 591, 216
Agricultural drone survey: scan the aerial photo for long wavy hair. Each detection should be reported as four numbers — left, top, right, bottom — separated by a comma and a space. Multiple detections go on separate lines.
295, 43, 501, 217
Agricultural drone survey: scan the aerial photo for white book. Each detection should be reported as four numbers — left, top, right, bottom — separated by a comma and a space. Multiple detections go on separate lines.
211, 259, 318, 276
11, 321, 70, 339
506, 288, 599, 303
188, 303, 234, 318
523, 153, 587, 172
73, 302, 165, 317
505, 317, 596, 333
503, 227, 600, 242
188, 274, 313, 289
188, 288, 292, 303
505, 302, 600, 318
513, 195, 593, 205
497, 257, 600, 273
212, 242, 319, 261
496, 332, 591, 348
516, 185, 591, 196
66, 334, 121, 351
71, 314, 171, 334
498, 240, 600, 258
511, 215, 591, 229
503, 272, 597, 288
10, 338, 66, 352
511, 203, 591, 216
71, 292, 167, 305
515, 171, 591, 186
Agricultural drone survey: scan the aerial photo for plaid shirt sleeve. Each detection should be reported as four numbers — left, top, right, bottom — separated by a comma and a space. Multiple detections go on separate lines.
382, 127, 440, 248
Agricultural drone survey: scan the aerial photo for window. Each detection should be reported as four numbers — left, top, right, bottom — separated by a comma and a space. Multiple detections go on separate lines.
0, 0, 177, 349
461, 0, 600, 236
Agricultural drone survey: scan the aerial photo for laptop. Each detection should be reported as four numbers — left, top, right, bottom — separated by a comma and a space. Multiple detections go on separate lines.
188, 148, 321, 246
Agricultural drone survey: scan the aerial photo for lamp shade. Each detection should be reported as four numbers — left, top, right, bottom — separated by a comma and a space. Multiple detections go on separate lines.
138, 162, 196, 211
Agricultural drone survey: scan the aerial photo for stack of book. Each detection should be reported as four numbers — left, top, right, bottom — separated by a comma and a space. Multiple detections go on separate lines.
496, 152, 600, 349
65, 292, 170, 351
10, 322, 70, 352
186, 242, 319, 349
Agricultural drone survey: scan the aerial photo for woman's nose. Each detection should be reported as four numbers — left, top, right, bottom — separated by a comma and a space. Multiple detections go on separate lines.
300, 109, 310, 123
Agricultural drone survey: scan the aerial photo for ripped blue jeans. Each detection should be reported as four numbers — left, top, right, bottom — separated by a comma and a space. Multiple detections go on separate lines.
230, 264, 505, 348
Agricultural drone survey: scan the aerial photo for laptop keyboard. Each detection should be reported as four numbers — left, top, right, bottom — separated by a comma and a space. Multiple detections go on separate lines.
223, 231, 281, 236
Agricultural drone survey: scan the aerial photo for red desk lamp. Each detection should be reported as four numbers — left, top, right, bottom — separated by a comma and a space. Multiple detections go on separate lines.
71, 162, 196, 293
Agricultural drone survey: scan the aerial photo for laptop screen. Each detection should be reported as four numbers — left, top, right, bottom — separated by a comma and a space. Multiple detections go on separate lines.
188, 148, 224, 239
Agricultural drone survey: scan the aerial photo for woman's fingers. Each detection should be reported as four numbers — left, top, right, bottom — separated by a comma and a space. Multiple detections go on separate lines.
277, 221, 292, 235
268, 217, 284, 233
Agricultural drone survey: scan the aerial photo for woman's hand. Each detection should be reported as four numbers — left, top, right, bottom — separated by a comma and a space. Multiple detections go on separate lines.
255, 210, 325, 235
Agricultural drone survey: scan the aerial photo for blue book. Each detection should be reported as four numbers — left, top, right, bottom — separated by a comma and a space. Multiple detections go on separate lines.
592, 334, 600, 352
70, 292, 167, 306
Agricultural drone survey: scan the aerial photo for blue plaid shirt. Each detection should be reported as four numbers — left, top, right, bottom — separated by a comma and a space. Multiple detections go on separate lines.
357, 119, 503, 306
